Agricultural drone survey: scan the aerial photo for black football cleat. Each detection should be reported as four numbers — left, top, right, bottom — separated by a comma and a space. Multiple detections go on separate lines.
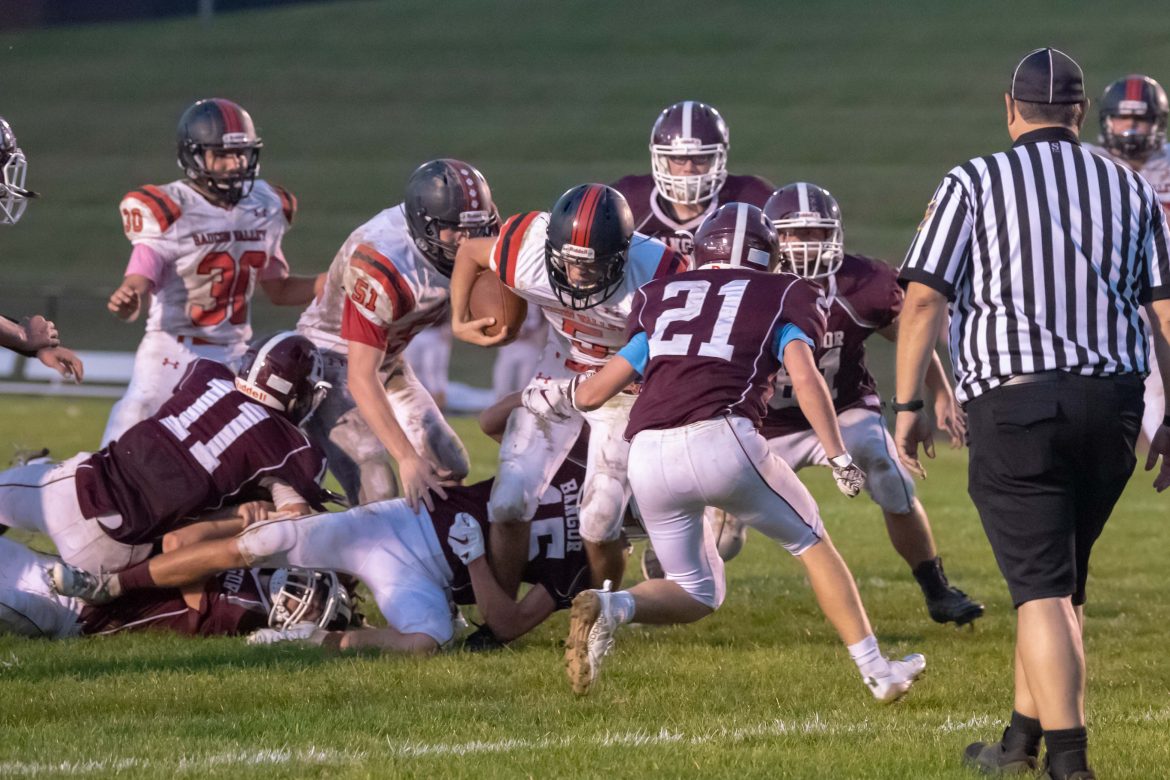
963, 732, 1039, 774
927, 585, 985, 627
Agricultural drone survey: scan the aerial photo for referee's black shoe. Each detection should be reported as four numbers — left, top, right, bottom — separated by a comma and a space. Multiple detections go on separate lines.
914, 557, 985, 626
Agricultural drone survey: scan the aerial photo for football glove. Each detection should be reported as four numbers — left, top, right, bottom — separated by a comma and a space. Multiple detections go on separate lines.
246, 622, 326, 646
521, 379, 575, 422
828, 453, 866, 498
447, 512, 485, 565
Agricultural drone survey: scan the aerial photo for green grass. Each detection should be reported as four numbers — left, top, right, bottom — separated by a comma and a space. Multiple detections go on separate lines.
0, 398, 1168, 778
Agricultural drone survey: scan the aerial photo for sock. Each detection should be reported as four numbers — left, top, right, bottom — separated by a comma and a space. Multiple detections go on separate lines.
847, 634, 886, 678
1044, 727, 1089, 778
114, 561, 156, 596
610, 591, 636, 625
1002, 710, 1043, 756
912, 557, 950, 600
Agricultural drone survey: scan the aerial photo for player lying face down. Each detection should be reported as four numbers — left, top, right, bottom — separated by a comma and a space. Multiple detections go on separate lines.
53, 449, 596, 655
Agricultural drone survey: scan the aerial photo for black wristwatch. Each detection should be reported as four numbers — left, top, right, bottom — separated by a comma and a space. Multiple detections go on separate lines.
890, 396, 925, 413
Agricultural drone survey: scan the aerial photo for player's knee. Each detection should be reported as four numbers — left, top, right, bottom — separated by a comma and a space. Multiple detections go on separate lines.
672, 578, 723, 613
578, 489, 626, 543
488, 482, 537, 525
237, 518, 299, 566
863, 456, 915, 514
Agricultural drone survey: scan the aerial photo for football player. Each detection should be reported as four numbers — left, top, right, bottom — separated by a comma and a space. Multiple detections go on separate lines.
450, 183, 687, 594
0, 116, 84, 381
0, 332, 330, 575
744, 182, 983, 627
1084, 75, 1170, 448
523, 203, 925, 700
102, 98, 323, 446
0, 535, 350, 639
611, 101, 774, 258
53, 454, 593, 655
297, 159, 499, 508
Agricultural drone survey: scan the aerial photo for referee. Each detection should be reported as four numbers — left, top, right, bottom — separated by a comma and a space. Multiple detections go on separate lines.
893, 49, 1170, 779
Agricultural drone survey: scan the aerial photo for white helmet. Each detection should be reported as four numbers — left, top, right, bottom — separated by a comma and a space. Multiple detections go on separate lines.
267, 568, 352, 631
0, 117, 36, 226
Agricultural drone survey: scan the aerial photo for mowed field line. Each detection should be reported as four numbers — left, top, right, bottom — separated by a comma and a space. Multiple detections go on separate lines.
5, 709, 1170, 775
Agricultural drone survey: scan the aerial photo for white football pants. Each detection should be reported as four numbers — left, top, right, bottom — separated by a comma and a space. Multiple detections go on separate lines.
629, 416, 824, 609
0, 537, 83, 638
102, 330, 247, 446
237, 500, 455, 645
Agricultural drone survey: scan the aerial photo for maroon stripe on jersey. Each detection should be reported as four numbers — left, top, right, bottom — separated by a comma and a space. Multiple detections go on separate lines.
213, 99, 242, 134
273, 184, 297, 224
653, 247, 689, 279
1126, 76, 1143, 102
571, 185, 604, 248
126, 187, 180, 231
494, 211, 540, 288
351, 244, 416, 319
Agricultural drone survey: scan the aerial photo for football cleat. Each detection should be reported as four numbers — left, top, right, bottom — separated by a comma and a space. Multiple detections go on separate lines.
962, 729, 1039, 774
864, 653, 926, 703
926, 585, 985, 627
49, 562, 115, 604
565, 580, 618, 695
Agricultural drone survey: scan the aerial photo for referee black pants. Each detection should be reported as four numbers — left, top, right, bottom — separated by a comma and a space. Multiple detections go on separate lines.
966, 373, 1143, 607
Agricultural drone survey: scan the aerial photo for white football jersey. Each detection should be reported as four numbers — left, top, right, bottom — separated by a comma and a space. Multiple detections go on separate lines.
120, 179, 294, 343
297, 204, 451, 369
1084, 141, 1170, 213
489, 211, 686, 372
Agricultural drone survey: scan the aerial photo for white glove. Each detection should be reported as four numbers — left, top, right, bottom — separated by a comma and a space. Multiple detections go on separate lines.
447, 512, 486, 565
246, 622, 325, 646
828, 453, 867, 498
521, 379, 576, 422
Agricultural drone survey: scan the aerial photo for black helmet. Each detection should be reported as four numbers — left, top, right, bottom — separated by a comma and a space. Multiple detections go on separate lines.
0, 117, 36, 225
545, 184, 634, 310
176, 98, 263, 205
1098, 75, 1169, 162
404, 159, 499, 277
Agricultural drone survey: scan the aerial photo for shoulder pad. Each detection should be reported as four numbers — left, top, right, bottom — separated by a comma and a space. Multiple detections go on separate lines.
120, 185, 181, 238
270, 184, 298, 226
492, 211, 544, 286
342, 242, 416, 326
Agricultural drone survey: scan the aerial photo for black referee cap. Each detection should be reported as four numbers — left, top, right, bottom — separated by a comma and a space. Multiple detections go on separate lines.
1010, 48, 1085, 104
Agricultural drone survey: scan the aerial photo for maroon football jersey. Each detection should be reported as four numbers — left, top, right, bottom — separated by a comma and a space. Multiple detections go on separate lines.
761, 254, 902, 438
625, 268, 826, 438
610, 173, 774, 259
76, 360, 329, 545
432, 457, 589, 610
80, 568, 269, 637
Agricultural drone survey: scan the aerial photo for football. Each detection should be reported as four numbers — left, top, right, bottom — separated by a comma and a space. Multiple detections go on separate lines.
468, 270, 527, 345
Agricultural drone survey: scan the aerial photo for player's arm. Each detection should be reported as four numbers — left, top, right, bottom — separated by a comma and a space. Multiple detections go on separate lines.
348, 340, 447, 511
0, 313, 58, 354
466, 557, 556, 642
451, 237, 511, 346
318, 626, 440, 655
108, 273, 154, 322
785, 339, 847, 458
259, 273, 326, 306
478, 391, 522, 442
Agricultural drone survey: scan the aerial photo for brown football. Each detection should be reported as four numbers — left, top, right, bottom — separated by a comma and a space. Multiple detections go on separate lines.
468, 270, 527, 345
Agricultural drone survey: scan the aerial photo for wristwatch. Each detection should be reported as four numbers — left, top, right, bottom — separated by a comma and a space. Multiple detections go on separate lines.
828, 453, 854, 469
890, 396, 925, 413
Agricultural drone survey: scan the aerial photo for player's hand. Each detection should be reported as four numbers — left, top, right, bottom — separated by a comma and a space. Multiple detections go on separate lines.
521, 379, 577, 422
107, 283, 143, 321
20, 315, 59, 351
399, 454, 448, 513
36, 346, 84, 383
238, 500, 276, 527
1145, 424, 1170, 492
451, 313, 511, 348
447, 512, 485, 565
828, 453, 867, 497
246, 623, 326, 646
933, 392, 967, 448
894, 409, 935, 479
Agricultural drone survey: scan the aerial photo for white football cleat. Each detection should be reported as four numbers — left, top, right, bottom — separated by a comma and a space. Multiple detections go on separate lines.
49, 562, 115, 605
565, 580, 617, 695
864, 653, 926, 703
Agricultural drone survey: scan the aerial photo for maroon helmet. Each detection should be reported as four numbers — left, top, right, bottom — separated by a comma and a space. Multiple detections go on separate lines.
649, 101, 729, 206
545, 183, 634, 310
235, 332, 330, 425
692, 202, 779, 272
764, 182, 844, 279
1098, 74, 1169, 162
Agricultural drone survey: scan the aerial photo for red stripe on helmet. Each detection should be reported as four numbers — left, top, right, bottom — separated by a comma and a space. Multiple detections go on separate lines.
213, 99, 242, 134
1126, 76, 1144, 103
571, 185, 604, 248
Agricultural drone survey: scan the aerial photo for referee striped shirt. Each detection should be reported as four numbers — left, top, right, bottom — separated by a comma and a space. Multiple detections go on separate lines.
901, 126, 1170, 403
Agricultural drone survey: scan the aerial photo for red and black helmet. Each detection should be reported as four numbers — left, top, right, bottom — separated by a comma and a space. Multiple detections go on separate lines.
404, 158, 500, 277
0, 117, 35, 225
1098, 74, 1169, 162
650, 101, 730, 206
692, 202, 779, 272
764, 183, 844, 279
177, 98, 263, 206
235, 332, 330, 425
545, 183, 634, 310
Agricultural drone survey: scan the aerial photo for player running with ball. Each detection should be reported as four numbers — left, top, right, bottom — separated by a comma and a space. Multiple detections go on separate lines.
524, 203, 925, 700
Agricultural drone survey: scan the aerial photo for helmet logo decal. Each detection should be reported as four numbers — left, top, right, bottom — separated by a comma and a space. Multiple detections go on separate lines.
560, 243, 596, 261
221, 132, 251, 147
1118, 100, 1149, 114
265, 374, 292, 394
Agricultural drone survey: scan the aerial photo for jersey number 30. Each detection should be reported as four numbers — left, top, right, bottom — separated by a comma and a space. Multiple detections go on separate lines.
191, 250, 268, 327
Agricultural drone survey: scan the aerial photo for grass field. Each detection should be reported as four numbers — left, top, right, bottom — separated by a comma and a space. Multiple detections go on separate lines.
0, 399, 1169, 779
2, 1, 1170, 777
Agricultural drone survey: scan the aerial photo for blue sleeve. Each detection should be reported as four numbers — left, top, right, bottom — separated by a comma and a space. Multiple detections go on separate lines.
617, 331, 649, 376
773, 323, 814, 364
